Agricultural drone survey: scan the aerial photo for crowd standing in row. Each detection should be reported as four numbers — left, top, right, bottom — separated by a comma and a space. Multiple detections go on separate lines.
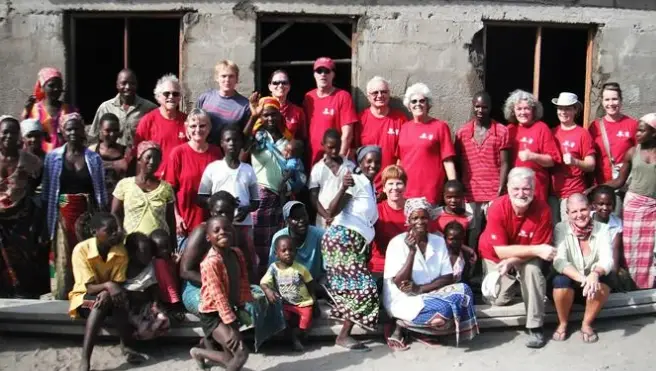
0, 56, 653, 370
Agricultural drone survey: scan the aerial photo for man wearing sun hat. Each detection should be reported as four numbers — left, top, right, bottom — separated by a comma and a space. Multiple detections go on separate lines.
303, 57, 358, 166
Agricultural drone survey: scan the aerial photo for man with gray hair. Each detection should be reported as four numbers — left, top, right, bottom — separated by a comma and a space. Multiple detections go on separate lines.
478, 166, 556, 348
356, 76, 407, 192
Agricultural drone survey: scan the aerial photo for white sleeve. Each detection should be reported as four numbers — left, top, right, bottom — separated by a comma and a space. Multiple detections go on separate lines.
593, 225, 614, 275
383, 234, 409, 279
247, 166, 260, 201
198, 162, 215, 196
308, 163, 323, 190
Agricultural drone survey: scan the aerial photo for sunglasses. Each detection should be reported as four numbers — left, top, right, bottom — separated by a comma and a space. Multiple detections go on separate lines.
411, 98, 427, 104
271, 80, 289, 86
162, 91, 181, 98
369, 90, 389, 96
314, 68, 332, 75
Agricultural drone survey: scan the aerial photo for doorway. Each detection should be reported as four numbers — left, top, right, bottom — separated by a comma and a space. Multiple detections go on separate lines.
68, 13, 181, 122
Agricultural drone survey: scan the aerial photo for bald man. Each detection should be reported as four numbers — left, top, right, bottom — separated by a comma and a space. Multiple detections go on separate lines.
87, 69, 157, 147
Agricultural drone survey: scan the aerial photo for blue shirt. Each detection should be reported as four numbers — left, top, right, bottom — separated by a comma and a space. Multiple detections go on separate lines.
268, 226, 325, 280
196, 89, 250, 143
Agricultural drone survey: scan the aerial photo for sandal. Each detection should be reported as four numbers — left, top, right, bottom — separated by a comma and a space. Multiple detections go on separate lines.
581, 329, 599, 344
386, 336, 410, 352
552, 329, 568, 342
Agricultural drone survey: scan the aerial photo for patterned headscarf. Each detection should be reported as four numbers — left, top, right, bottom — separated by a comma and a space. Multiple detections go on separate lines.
61, 112, 83, 130
404, 197, 438, 225
252, 96, 293, 140
137, 141, 161, 159
20, 118, 43, 137
33, 67, 63, 101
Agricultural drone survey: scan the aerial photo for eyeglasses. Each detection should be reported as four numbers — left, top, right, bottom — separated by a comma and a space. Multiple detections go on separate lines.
314, 68, 331, 75
162, 91, 181, 98
369, 90, 389, 96
271, 80, 289, 86
411, 98, 427, 104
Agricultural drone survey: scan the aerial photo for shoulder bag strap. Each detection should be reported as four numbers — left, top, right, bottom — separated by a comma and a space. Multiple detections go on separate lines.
599, 118, 615, 169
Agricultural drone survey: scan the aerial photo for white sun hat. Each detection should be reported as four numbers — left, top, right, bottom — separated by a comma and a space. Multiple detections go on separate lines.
481, 271, 502, 302
551, 92, 581, 107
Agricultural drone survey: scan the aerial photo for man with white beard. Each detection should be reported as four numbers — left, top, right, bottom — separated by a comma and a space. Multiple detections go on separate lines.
479, 167, 556, 349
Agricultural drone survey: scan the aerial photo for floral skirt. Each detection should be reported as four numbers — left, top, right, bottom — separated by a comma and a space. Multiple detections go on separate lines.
321, 225, 379, 331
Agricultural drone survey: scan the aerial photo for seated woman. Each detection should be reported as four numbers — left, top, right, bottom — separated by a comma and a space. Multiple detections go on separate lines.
552, 193, 613, 344
383, 197, 478, 346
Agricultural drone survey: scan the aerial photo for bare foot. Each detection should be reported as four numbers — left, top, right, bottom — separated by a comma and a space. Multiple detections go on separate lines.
190, 348, 208, 370
336, 335, 370, 352
122, 346, 148, 365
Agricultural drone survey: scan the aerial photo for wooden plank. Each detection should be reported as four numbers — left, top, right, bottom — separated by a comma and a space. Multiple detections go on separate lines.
584, 27, 595, 128
70, 12, 183, 20
532, 26, 542, 99
262, 59, 351, 68
261, 22, 294, 49
325, 23, 352, 48
69, 15, 77, 108
259, 14, 356, 24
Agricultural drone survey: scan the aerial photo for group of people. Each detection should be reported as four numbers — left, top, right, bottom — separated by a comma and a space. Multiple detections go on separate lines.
0, 55, 653, 371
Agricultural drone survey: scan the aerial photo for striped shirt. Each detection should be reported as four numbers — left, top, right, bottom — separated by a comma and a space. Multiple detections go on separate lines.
455, 120, 510, 203
196, 89, 250, 143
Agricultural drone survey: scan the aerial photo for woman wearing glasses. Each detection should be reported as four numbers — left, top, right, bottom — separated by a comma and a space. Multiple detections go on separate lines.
134, 74, 187, 177
397, 83, 457, 205
268, 70, 307, 140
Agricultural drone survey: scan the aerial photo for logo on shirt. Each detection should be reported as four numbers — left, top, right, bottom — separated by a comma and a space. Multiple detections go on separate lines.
616, 131, 631, 138
518, 230, 534, 238
561, 140, 576, 150
520, 137, 534, 145
491, 234, 497, 240
387, 128, 399, 135
322, 108, 335, 116
419, 133, 434, 141
178, 132, 186, 139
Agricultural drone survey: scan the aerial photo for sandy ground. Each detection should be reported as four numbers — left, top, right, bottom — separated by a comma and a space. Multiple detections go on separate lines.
1, 315, 656, 371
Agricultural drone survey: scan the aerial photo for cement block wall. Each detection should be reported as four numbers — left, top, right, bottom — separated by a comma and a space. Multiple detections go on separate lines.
1, 0, 655, 130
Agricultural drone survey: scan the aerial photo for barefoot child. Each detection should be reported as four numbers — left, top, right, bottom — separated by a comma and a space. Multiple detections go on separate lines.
434, 180, 474, 236
68, 213, 145, 371
151, 228, 186, 321
89, 113, 131, 195
443, 221, 477, 283
260, 235, 316, 351
123, 232, 170, 340
190, 216, 252, 371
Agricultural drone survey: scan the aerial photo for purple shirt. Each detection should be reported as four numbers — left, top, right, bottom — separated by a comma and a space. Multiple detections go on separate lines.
196, 89, 250, 143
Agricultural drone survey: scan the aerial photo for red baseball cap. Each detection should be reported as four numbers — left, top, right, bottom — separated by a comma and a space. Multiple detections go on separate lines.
313, 57, 335, 71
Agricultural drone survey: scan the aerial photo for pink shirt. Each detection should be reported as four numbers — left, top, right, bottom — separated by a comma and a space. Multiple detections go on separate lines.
551, 125, 596, 198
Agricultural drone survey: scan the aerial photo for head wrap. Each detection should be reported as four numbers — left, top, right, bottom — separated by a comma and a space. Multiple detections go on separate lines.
252, 96, 293, 141
20, 118, 43, 137
356, 145, 382, 164
282, 200, 305, 220
640, 113, 656, 130
61, 112, 83, 130
404, 197, 438, 225
137, 141, 161, 159
33, 67, 63, 101
0, 115, 17, 123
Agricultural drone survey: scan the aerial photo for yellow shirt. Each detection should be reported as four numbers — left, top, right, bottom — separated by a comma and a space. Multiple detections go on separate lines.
112, 177, 174, 236
68, 238, 128, 318
260, 261, 314, 307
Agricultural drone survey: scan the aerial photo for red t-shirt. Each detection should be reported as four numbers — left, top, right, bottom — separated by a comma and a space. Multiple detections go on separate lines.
303, 88, 358, 165
357, 109, 407, 193
455, 120, 511, 203
588, 116, 638, 184
134, 109, 188, 177
163, 143, 223, 232
434, 209, 472, 234
551, 125, 596, 198
397, 119, 456, 205
507, 121, 561, 202
479, 195, 553, 263
369, 202, 406, 273
280, 102, 307, 140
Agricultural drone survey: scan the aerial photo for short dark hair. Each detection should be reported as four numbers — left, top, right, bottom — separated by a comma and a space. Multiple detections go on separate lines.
322, 128, 341, 144
273, 235, 292, 250
89, 212, 117, 231
443, 220, 465, 237
150, 229, 169, 245
220, 124, 243, 141
99, 113, 120, 126
209, 190, 238, 209
269, 69, 289, 84
444, 179, 466, 194
472, 91, 491, 105
591, 185, 616, 205
602, 82, 623, 101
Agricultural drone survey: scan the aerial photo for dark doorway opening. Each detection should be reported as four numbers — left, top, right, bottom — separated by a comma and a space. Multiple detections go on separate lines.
485, 24, 591, 127
69, 14, 181, 122
257, 17, 355, 106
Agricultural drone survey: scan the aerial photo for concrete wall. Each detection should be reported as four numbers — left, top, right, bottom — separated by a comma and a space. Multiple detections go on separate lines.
2, 0, 655, 129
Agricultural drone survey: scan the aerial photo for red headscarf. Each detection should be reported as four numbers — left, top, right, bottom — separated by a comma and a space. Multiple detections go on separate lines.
252, 96, 293, 140
33, 67, 63, 101
137, 141, 161, 159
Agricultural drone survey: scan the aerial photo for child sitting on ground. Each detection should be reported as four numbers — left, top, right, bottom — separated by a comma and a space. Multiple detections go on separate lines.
124, 232, 170, 340
443, 221, 477, 283
68, 213, 145, 371
261, 235, 317, 351
150, 228, 186, 322
434, 180, 474, 236
190, 216, 252, 371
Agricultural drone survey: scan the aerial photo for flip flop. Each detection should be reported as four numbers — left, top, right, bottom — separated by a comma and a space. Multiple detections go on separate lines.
581, 329, 599, 343
386, 337, 410, 352
336, 339, 371, 352
552, 329, 568, 341
413, 334, 441, 348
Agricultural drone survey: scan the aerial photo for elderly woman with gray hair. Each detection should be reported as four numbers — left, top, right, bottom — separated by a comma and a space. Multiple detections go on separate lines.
397, 83, 456, 205
383, 197, 478, 347
134, 73, 187, 177
504, 89, 561, 203
321, 145, 382, 351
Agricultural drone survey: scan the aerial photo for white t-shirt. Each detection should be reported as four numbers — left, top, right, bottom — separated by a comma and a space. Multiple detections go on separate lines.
332, 173, 379, 244
198, 160, 259, 226
308, 156, 355, 210
383, 232, 453, 322
592, 211, 623, 244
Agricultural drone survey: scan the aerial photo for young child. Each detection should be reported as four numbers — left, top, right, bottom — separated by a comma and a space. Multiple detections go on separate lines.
260, 235, 316, 351
67, 213, 145, 371
434, 180, 474, 235
443, 221, 477, 283
150, 228, 185, 321
198, 124, 260, 281
20, 118, 46, 160
591, 185, 623, 272
89, 113, 131, 195
190, 216, 252, 371
309, 129, 355, 227
123, 232, 170, 340
278, 139, 307, 194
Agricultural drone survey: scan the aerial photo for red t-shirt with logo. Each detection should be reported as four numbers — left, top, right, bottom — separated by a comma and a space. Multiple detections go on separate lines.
551, 125, 596, 198
479, 195, 553, 263
588, 116, 638, 184
507, 121, 561, 202
280, 102, 307, 140
134, 109, 188, 177
357, 109, 407, 192
303, 88, 358, 165
397, 119, 456, 205
369, 201, 406, 274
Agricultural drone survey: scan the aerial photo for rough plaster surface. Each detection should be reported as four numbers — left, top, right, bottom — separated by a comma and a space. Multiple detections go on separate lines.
1, 0, 655, 129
